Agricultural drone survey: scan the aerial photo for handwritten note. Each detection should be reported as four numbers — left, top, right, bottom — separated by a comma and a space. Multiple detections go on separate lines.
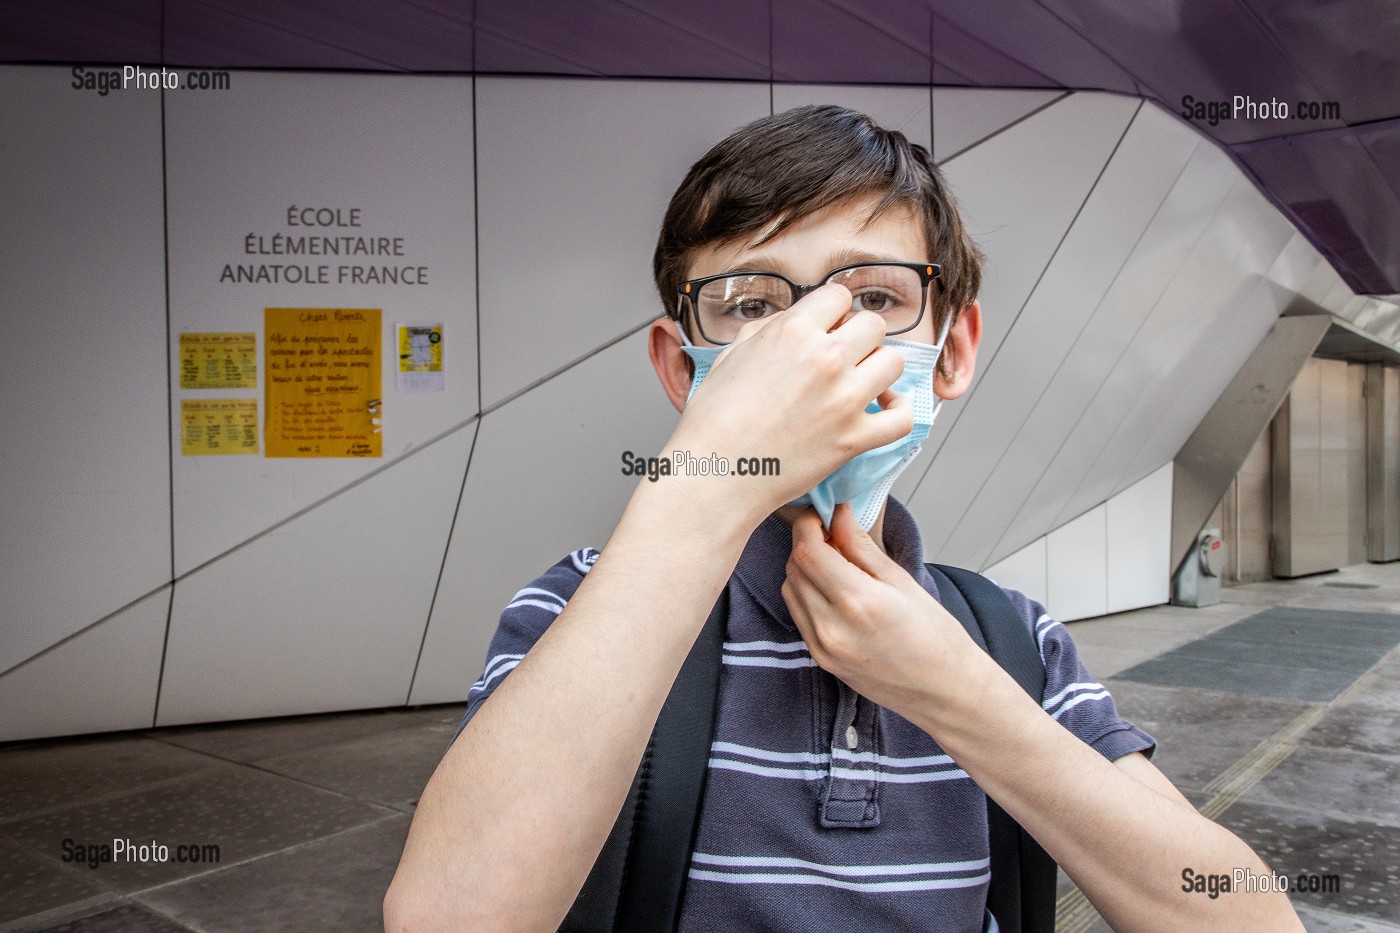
180, 332, 257, 388
264, 308, 382, 458
181, 399, 259, 455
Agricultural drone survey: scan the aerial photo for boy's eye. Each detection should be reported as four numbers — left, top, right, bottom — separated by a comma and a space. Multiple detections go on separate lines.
851, 289, 897, 313
726, 298, 778, 320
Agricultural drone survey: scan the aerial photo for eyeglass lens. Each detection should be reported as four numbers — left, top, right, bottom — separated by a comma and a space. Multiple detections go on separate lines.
691, 264, 925, 344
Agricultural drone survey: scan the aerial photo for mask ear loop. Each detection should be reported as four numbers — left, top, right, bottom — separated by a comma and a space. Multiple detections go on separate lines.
929, 309, 956, 423
675, 294, 697, 347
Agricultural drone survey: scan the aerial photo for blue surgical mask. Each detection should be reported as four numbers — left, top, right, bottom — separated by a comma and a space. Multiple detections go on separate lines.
681, 320, 951, 532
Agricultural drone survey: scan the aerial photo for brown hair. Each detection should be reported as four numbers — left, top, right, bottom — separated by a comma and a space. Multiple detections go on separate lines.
653, 104, 983, 359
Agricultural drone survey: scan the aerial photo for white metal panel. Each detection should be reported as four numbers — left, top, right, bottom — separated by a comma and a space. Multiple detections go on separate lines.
1105, 463, 1172, 613
772, 84, 931, 149
1273, 359, 1351, 576
1348, 363, 1367, 565
475, 77, 768, 409
1298, 258, 1345, 311
985, 140, 1239, 564
156, 425, 475, 725
1366, 365, 1400, 562
924, 102, 1196, 570
983, 538, 1048, 609
931, 87, 1064, 162
1111, 192, 1296, 491
1374, 306, 1400, 344
410, 330, 678, 704
1231, 425, 1274, 583
1046, 504, 1108, 622
1351, 297, 1382, 329
1319, 359, 1352, 567
165, 71, 477, 577
1320, 280, 1355, 317
0, 66, 170, 674
1266, 233, 1323, 295
1050, 174, 1285, 526
897, 92, 1141, 551
1340, 295, 1373, 325
0, 587, 168, 742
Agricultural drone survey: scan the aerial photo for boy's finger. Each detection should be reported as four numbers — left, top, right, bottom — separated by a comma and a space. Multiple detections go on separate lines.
784, 281, 854, 333
852, 346, 905, 402
790, 508, 868, 595
830, 309, 889, 366
828, 504, 902, 583
858, 391, 915, 451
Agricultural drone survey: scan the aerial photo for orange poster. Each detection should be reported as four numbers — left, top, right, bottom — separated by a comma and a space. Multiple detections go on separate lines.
264, 308, 382, 458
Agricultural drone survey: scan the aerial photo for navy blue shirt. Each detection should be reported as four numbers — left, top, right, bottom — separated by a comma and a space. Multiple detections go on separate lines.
456, 498, 1155, 931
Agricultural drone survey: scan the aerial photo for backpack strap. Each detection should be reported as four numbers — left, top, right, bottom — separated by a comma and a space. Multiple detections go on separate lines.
563, 567, 1057, 933
926, 563, 1058, 933
559, 586, 728, 932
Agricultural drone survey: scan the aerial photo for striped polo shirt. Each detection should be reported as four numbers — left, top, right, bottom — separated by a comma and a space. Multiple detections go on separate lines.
455, 497, 1155, 932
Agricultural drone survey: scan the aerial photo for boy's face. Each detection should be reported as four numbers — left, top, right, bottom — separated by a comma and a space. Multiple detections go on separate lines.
649, 192, 981, 415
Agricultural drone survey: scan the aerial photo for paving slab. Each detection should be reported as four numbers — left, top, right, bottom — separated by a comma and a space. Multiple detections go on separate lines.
1214, 799, 1400, 924
0, 738, 217, 824
253, 717, 458, 811
151, 704, 465, 765
0, 764, 392, 895
135, 815, 409, 933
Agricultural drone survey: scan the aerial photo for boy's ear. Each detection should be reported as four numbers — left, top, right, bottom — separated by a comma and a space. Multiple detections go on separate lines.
933, 299, 982, 402
649, 317, 693, 413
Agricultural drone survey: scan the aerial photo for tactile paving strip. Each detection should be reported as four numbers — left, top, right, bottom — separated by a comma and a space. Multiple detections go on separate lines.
1114, 607, 1400, 703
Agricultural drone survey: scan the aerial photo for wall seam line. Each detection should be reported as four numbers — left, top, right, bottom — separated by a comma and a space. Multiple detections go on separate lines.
909, 95, 1138, 539
153, 78, 175, 728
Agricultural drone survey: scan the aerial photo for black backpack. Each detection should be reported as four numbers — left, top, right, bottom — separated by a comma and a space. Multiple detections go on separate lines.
560, 564, 1057, 933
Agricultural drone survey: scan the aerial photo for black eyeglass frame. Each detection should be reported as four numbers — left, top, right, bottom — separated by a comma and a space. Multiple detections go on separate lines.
672, 260, 943, 347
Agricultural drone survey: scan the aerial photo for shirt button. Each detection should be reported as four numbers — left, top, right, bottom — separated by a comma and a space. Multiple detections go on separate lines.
845, 725, 858, 750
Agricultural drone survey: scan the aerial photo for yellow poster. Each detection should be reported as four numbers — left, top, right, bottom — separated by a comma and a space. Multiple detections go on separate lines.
180, 332, 258, 388
396, 323, 444, 392
264, 308, 382, 458
181, 399, 259, 456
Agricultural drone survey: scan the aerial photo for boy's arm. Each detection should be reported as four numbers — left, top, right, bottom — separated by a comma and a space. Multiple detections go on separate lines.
782, 507, 1302, 932
384, 479, 757, 932
384, 287, 909, 932
918, 654, 1300, 932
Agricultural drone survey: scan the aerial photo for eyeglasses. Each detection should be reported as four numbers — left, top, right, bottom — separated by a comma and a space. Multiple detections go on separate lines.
674, 261, 942, 346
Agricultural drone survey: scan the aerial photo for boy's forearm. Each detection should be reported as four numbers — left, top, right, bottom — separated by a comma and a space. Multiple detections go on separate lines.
385, 475, 760, 932
907, 640, 1301, 933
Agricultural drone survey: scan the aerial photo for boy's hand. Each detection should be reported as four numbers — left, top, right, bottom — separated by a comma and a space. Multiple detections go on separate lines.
781, 503, 988, 717
666, 284, 913, 519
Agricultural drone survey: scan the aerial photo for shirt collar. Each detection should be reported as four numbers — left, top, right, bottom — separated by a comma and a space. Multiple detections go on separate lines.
732, 497, 941, 629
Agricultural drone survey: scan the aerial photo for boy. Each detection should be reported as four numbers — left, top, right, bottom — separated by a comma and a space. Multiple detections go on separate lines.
385, 105, 1299, 931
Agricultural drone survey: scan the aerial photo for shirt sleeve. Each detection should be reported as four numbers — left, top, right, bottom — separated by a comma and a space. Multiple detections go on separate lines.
998, 586, 1157, 763
449, 547, 600, 745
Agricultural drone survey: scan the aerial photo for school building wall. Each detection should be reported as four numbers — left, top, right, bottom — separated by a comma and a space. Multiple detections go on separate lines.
1, 66, 1389, 740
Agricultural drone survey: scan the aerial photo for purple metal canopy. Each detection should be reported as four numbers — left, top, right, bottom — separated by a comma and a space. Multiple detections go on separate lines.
5, 0, 1397, 295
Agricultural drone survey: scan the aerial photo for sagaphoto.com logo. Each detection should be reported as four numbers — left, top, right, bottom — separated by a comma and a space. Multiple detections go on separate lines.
620, 449, 781, 483
71, 65, 232, 96
1180, 93, 1341, 127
